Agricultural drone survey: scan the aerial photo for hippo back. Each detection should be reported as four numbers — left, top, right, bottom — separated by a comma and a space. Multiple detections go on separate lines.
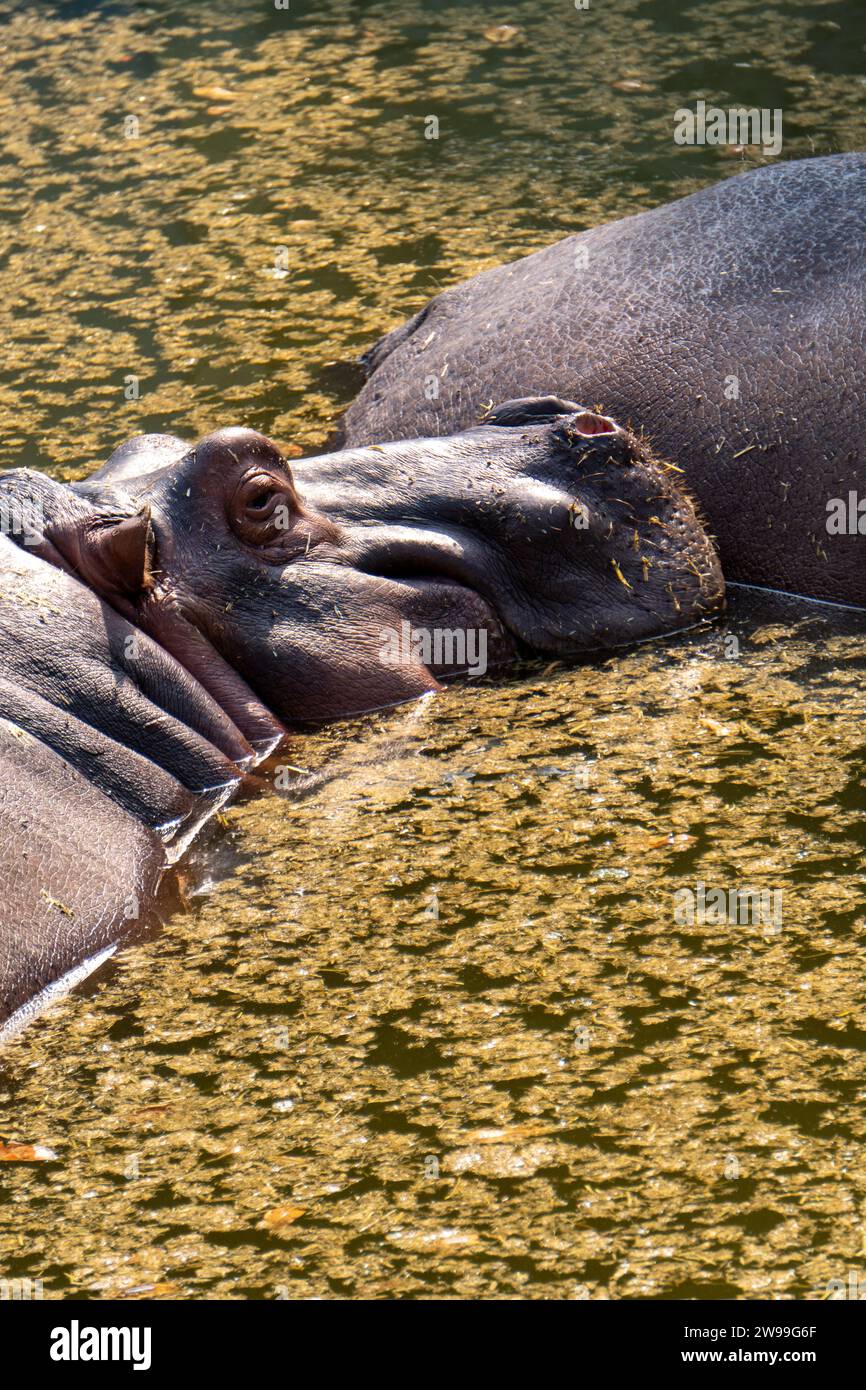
339, 154, 866, 606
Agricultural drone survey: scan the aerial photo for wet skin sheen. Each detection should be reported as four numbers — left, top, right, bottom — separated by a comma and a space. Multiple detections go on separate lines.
339, 155, 866, 608
0, 405, 722, 1025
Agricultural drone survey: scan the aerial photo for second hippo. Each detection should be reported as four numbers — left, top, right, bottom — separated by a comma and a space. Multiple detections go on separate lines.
338, 154, 866, 608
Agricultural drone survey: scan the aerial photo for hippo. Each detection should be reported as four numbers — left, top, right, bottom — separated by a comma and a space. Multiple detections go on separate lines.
338, 154, 866, 609
0, 407, 723, 1027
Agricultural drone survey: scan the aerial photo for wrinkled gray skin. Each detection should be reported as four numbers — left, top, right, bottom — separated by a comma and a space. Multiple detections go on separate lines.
0, 406, 722, 1026
0, 533, 249, 1034
339, 154, 866, 608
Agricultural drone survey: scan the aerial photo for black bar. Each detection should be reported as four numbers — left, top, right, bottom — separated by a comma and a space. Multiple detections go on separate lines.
6, 1296, 859, 1375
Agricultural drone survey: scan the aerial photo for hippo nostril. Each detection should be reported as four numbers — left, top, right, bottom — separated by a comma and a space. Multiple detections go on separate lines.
570, 411, 619, 436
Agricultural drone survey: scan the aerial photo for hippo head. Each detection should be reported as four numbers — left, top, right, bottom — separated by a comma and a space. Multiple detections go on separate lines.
31, 396, 723, 731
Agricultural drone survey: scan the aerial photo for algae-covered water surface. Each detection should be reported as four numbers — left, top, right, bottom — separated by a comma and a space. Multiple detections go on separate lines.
1, 0, 866, 1301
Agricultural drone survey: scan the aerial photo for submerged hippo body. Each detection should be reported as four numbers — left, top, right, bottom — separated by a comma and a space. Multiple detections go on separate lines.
339, 154, 866, 607
0, 410, 723, 1026
0, 528, 264, 1032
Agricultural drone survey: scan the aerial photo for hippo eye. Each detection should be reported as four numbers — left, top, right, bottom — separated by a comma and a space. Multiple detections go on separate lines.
229, 467, 299, 546
237, 475, 287, 519
245, 487, 278, 513
237, 472, 292, 518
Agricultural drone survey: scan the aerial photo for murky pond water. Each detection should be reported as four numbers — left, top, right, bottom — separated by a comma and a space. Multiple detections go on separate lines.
1, 0, 866, 1299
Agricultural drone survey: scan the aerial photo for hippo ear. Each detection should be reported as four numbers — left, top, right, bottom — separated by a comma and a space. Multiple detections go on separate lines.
478, 396, 585, 427
86, 506, 156, 598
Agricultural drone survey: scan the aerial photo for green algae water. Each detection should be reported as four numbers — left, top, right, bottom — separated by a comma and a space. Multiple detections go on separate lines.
1, 0, 866, 1299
